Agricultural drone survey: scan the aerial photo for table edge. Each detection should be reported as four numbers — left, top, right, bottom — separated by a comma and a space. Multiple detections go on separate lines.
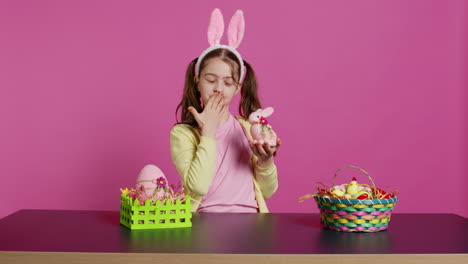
1, 251, 467, 264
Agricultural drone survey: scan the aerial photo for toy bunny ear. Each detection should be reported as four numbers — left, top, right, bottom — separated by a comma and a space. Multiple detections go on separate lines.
262, 107, 274, 117
207, 8, 224, 46
227, 10, 245, 49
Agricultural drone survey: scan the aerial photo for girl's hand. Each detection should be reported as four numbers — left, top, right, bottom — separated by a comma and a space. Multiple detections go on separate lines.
249, 137, 282, 168
188, 92, 228, 138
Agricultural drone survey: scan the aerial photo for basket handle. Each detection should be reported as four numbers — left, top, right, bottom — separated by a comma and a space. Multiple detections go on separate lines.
332, 165, 377, 199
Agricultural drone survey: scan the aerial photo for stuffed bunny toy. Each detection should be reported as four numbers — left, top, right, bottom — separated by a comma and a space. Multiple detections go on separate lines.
249, 107, 277, 147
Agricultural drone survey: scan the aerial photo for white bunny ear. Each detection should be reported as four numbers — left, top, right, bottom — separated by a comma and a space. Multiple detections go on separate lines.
262, 107, 274, 117
207, 8, 224, 46
227, 10, 245, 48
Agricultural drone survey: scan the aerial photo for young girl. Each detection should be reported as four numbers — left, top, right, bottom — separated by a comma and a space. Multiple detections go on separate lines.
170, 9, 280, 213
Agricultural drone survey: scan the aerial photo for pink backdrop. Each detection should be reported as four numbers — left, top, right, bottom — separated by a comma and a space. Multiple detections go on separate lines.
1, 0, 467, 219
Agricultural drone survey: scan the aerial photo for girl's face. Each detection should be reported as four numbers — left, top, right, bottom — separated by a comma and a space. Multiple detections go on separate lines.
195, 57, 241, 108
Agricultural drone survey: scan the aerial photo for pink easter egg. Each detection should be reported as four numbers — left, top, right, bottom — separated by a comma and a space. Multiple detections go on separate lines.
135, 164, 166, 196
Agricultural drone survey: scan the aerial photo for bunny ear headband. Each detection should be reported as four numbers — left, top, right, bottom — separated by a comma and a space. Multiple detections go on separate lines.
194, 8, 246, 83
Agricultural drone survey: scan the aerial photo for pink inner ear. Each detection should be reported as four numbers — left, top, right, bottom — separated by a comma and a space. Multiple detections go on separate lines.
207, 8, 224, 46
262, 107, 274, 117
227, 10, 245, 48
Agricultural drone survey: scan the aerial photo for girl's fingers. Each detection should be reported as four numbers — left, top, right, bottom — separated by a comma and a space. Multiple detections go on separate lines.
187, 106, 202, 126
214, 93, 224, 111
264, 144, 275, 156
187, 106, 199, 117
255, 142, 267, 157
273, 138, 281, 156
270, 145, 279, 157
276, 137, 282, 148
251, 147, 259, 158
219, 102, 227, 114
248, 139, 254, 149
207, 93, 217, 110
205, 93, 216, 109
249, 141, 260, 156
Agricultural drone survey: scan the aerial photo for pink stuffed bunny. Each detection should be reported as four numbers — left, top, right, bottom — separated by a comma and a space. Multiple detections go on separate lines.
249, 107, 277, 147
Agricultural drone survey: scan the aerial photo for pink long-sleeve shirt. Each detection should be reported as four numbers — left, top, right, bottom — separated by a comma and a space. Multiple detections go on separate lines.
197, 114, 258, 212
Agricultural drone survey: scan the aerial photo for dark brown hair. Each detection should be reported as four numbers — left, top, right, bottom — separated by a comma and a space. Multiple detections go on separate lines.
175, 48, 262, 128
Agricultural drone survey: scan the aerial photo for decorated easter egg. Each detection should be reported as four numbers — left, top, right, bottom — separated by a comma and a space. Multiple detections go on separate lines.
135, 164, 167, 196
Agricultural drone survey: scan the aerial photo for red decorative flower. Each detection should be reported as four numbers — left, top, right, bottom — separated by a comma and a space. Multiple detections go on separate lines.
260, 116, 268, 125
156, 177, 167, 188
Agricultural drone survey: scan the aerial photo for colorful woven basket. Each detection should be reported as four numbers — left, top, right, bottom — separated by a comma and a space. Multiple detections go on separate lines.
120, 193, 192, 230
315, 165, 398, 232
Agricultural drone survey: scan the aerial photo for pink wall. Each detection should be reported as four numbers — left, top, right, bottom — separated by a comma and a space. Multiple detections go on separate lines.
1, 0, 467, 219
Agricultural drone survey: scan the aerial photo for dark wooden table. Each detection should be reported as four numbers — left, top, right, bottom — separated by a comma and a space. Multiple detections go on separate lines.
1, 210, 467, 263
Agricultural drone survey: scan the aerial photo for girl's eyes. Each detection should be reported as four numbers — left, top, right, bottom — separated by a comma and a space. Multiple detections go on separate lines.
205, 79, 234, 86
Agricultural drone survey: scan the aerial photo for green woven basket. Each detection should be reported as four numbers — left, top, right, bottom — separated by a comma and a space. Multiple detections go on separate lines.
315, 165, 398, 232
120, 194, 192, 230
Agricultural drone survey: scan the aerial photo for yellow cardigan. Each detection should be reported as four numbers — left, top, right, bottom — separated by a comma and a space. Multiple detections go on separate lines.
170, 116, 278, 212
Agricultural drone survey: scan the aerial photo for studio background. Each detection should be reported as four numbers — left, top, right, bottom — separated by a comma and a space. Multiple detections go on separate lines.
1, 0, 466, 219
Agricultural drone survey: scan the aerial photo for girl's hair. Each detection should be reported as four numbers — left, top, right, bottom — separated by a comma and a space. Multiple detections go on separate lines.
175, 48, 261, 128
